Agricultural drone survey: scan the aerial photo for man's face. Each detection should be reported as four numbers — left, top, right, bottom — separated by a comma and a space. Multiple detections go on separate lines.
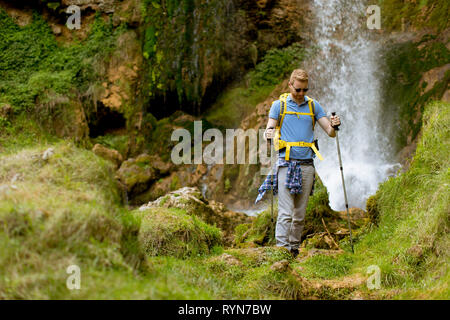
289, 80, 308, 102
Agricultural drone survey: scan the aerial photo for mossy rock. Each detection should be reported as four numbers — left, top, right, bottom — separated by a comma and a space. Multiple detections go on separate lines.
137, 207, 223, 258
233, 209, 277, 248
303, 176, 342, 237
303, 233, 332, 250
366, 193, 380, 224
117, 159, 157, 194
140, 187, 253, 246
116, 153, 173, 198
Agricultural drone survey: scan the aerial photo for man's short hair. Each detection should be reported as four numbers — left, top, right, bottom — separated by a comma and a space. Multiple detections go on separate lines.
290, 69, 308, 83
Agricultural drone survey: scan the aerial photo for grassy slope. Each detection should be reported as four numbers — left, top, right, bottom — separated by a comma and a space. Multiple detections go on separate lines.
0, 117, 307, 299
348, 101, 447, 298
360, 100, 449, 299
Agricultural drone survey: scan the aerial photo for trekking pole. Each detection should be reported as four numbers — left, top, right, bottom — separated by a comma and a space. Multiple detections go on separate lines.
267, 128, 275, 238
331, 112, 354, 253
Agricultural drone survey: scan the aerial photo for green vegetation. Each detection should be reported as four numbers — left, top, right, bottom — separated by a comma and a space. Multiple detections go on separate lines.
245, 43, 308, 89
0, 1, 448, 301
234, 209, 277, 248
299, 254, 354, 279
0, 121, 314, 299
204, 83, 274, 129
0, 113, 59, 155
0, 134, 127, 298
379, 0, 449, 32
0, 98, 447, 300
233, 101, 449, 299
0, 9, 120, 117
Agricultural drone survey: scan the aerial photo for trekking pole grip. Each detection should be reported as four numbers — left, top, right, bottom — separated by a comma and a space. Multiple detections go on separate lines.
331, 112, 340, 131
266, 127, 274, 155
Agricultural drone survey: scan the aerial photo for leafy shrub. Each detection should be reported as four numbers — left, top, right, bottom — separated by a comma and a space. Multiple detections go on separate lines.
246, 43, 308, 88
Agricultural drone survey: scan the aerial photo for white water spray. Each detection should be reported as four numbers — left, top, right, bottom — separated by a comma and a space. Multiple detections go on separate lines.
307, 0, 400, 210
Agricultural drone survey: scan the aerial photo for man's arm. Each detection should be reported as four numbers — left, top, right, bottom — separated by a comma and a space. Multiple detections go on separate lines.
317, 115, 340, 137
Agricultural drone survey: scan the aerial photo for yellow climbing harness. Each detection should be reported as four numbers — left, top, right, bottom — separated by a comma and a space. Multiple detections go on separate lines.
273, 93, 324, 161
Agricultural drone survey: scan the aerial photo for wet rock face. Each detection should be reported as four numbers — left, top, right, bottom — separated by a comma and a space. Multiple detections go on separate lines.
139, 187, 253, 245
61, 0, 116, 13
141, 0, 310, 117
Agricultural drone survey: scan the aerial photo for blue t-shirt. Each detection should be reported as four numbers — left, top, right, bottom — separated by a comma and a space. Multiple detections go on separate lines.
269, 94, 326, 159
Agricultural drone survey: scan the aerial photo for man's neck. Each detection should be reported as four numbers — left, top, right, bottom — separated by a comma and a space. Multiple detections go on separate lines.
290, 94, 305, 105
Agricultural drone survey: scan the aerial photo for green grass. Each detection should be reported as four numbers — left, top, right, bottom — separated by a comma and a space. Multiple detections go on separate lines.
137, 207, 223, 258
245, 43, 308, 89
91, 134, 129, 157
1, 103, 447, 300
298, 254, 354, 280
1, 5, 448, 297
0, 135, 226, 299
349, 100, 449, 298
0, 137, 129, 298
0, 114, 59, 155
379, 0, 449, 32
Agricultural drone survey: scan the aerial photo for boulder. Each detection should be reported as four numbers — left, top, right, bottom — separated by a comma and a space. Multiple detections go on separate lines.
270, 259, 291, 273
116, 153, 173, 198
139, 187, 253, 245
92, 143, 123, 168
216, 253, 243, 267
42, 148, 55, 161
138, 207, 223, 258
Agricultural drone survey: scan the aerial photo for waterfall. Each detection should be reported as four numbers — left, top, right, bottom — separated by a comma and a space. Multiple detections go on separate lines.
306, 0, 401, 210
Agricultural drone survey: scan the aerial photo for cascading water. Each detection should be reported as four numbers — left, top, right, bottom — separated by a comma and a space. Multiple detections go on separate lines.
305, 0, 401, 210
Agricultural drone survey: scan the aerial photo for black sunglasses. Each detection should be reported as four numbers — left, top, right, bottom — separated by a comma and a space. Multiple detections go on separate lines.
292, 86, 308, 93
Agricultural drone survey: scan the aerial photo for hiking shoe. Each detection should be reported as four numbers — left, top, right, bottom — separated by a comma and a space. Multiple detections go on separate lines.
290, 248, 299, 258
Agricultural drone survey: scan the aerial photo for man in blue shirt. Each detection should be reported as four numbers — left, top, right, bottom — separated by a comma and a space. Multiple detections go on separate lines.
263, 69, 340, 257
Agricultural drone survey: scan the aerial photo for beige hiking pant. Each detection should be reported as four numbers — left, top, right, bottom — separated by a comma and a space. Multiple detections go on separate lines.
275, 165, 315, 250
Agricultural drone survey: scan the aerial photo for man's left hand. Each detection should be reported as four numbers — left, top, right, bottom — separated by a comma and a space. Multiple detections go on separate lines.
330, 115, 341, 128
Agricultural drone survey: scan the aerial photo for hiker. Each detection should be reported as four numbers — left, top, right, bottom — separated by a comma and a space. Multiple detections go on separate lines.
256, 69, 340, 257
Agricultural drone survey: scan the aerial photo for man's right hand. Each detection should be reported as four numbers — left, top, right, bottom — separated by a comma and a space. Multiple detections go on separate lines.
265, 128, 275, 140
